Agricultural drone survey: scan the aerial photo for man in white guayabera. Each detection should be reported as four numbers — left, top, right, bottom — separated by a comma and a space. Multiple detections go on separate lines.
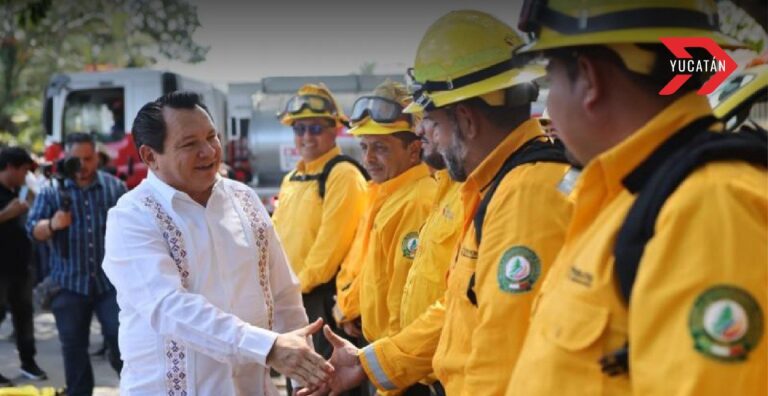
102, 91, 333, 395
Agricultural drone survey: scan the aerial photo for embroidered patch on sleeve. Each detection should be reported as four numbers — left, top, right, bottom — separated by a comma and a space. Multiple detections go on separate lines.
401, 232, 419, 259
497, 246, 540, 294
689, 285, 763, 362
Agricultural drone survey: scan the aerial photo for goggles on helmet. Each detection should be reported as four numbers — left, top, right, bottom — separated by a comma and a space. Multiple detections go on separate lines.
350, 96, 410, 124
282, 94, 337, 116
406, 57, 530, 111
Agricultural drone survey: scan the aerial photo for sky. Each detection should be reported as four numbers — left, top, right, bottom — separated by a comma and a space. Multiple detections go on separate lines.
152, 1, 525, 89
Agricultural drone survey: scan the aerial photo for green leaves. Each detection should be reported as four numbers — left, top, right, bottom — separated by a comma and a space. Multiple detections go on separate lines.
0, 0, 208, 145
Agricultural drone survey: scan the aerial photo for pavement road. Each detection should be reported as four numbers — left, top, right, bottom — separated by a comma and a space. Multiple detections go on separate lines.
0, 313, 289, 395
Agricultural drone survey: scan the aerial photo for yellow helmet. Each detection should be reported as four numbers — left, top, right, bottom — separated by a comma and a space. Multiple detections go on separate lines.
349, 80, 417, 136
517, 0, 744, 53
404, 10, 544, 114
278, 83, 347, 126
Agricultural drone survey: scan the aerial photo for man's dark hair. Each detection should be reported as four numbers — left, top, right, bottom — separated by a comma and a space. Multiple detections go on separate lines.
65, 132, 95, 149
451, 96, 531, 133
546, 44, 711, 96
0, 147, 34, 171
391, 131, 421, 148
132, 91, 212, 154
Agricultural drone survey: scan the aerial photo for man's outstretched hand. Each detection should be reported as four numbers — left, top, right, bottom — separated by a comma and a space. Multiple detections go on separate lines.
267, 318, 334, 389
296, 325, 368, 396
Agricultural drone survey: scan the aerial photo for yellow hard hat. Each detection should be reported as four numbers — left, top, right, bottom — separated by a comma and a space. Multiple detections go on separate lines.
516, 0, 744, 53
403, 10, 544, 114
278, 83, 347, 126
349, 80, 416, 136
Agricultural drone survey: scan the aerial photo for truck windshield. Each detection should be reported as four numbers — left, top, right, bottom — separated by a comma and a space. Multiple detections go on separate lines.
64, 88, 125, 143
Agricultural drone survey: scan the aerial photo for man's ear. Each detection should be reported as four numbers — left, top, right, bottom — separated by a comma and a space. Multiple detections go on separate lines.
454, 103, 482, 140
576, 55, 604, 112
139, 145, 159, 171
408, 139, 423, 164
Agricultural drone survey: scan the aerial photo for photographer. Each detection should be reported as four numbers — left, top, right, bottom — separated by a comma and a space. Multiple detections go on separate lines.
26, 133, 127, 396
0, 147, 46, 386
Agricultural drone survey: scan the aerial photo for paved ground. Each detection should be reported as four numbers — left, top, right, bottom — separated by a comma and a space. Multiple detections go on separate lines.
0, 313, 288, 395
0, 312, 119, 395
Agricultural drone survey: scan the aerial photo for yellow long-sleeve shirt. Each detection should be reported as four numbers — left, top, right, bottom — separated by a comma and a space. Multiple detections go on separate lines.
507, 93, 767, 396
357, 171, 462, 391
399, 170, 462, 328
272, 146, 368, 293
336, 163, 437, 337
359, 119, 574, 395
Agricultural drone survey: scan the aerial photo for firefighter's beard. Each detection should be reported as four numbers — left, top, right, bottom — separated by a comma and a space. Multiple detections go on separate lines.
423, 150, 446, 170
441, 120, 468, 182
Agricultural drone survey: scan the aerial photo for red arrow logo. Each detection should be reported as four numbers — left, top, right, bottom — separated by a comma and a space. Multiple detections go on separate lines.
659, 37, 737, 96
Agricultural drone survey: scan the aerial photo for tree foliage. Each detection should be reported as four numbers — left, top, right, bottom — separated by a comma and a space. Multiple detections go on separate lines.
0, 0, 208, 147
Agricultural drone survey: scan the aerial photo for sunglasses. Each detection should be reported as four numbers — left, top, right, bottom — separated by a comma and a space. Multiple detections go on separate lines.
292, 123, 331, 137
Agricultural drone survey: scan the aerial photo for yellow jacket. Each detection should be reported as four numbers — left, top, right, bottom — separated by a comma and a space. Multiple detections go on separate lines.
272, 146, 368, 293
507, 93, 767, 396
400, 170, 463, 328
336, 164, 436, 336
359, 120, 573, 395
358, 171, 462, 391
438, 119, 573, 396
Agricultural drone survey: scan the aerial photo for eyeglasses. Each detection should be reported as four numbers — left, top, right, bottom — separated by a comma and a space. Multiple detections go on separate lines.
292, 123, 330, 137
282, 94, 337, 116
350, 96, 410, 124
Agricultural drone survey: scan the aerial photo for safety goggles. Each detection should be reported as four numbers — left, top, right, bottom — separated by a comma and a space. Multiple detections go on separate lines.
350, 96, 410, 124
517, 0, 719, 37
292, 122, 331, 137
282, 94, 337, 116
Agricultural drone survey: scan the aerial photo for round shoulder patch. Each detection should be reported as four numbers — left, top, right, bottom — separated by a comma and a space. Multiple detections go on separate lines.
497, 246, 540, 294
401, 232, 419, 259
689, 285, 763, 362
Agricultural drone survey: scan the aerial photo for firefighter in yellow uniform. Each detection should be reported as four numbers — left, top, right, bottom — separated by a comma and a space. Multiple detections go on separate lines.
334, 81, 437, 350
398, 118, 462, 332
507, 1, 766, 395
272, 83, 368, 361
309, 11, 576, 396
358, 116, 464, 396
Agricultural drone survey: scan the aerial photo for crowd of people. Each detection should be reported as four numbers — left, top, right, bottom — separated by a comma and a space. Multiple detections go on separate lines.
0, 1, 765, 396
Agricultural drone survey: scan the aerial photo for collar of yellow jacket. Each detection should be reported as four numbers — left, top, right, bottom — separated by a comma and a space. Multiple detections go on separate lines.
465, 118, 546, 194
582, 92, 713, 196
434, 168, 460, 204
296, 146, 342, 174
369, 163, 432, 199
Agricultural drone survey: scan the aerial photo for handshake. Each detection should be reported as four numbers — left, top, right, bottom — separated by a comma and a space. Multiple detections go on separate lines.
268, 319, 367, 396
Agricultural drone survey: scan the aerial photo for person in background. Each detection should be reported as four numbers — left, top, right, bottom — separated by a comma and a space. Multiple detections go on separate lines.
0, 147, 47, 386
26, 133, 126, 396
272, 83, 368, 391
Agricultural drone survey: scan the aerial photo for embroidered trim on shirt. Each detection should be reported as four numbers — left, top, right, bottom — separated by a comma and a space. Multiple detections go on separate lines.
142, 196, 190, 288
142, 195, 190, 396
232, 188, 276, 396
165, 340, 188, 396
232, 188, 275, 330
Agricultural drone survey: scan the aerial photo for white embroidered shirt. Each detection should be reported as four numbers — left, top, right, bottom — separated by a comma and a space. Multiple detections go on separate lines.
103, 172, 308, 395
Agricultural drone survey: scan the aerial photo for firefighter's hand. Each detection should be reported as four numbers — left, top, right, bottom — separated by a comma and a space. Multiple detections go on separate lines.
267, 318, 334, 389
341, 320, 362, 339
51, 210, 72, 231
296, 325, 367, 396
4, 199, 29, 218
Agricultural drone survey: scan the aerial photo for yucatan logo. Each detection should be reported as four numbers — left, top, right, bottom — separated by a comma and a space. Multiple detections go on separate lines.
659, 37, 737, 96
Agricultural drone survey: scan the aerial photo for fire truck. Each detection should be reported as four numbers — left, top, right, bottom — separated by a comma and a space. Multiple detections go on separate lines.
42, 68, 227, 188
42, 70, 407, 210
